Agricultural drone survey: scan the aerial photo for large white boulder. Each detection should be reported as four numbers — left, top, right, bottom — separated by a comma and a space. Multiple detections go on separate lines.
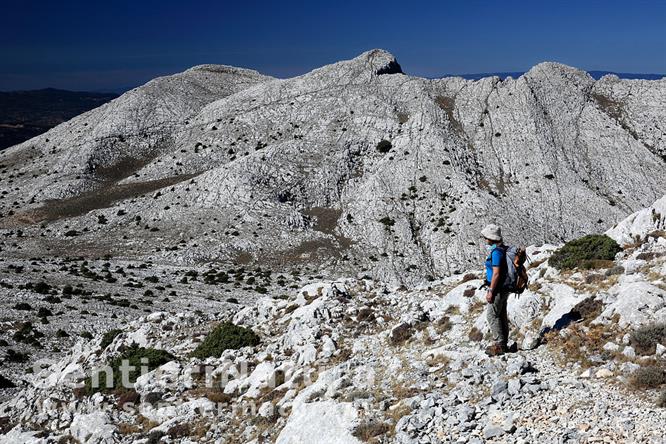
598, 281, 666, 328
276, 401, 361, 444
606, 195, 666, 246
69, 412, 117, 444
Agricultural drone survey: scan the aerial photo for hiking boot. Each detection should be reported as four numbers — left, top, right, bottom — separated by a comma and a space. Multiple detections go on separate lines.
485, 342, 508, 357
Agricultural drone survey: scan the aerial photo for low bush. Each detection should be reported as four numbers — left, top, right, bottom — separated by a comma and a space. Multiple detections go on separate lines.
37, 307, 53, 318
376, 139, 392, 153
100, 329, 123, 349
116, 388, 140, 409
12, 303, 31, 311
191, 322, 260, 359
33, 282, 51, 294
630, 366, 666, 389
0, 374, 15, 389
549, 234, 621, 270
630, 323, 666, 355
5, 349, 29, 363
84, 344, 175, 394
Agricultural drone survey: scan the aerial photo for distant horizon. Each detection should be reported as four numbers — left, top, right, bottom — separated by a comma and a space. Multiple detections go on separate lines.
1, 64, 663, 94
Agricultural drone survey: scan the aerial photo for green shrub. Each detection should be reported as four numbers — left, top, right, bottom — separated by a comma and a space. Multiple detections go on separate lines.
84, 344, 175, 394
13, 303, 31, 311
100, 329, 123, 350
80, 331, 93, 340
630, 323, 666, 355
549, 234, 621, 270
191, 322, 260, 359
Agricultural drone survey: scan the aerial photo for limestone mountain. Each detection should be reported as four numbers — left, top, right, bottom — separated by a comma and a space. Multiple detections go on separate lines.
1, 49, 665, 284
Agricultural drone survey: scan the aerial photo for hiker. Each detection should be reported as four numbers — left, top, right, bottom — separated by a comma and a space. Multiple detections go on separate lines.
481, 223, 510, 356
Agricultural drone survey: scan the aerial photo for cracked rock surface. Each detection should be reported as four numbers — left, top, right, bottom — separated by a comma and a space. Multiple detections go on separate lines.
1, 49, 665, 284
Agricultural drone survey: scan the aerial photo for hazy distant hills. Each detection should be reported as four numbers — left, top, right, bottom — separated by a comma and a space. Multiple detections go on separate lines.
0, 88, 117, 149
449, 70, 665, 81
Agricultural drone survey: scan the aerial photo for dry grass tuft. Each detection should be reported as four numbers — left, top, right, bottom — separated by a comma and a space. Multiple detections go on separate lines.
630, 365, 666, 389
468, 326, 483, 342
544, 322, 620, 368
353, 420, 391, 441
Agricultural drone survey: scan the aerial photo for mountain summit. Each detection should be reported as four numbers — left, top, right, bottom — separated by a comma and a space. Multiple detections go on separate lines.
1, 49, 665, 284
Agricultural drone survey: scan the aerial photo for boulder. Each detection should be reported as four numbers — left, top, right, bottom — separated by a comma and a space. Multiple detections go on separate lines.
599, 281, 666, 328
276, 401, 361, 444
606, 195, 666, 247
70, 412, 117, 444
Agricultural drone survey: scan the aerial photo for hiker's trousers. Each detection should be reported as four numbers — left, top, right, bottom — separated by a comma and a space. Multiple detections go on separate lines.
486, 291, 509, 345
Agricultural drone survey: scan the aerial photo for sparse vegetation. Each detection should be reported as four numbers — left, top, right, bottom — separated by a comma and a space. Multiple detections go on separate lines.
630, 366, 666, 389
549, 234, 621, 270
376, 139, 392, 153
12, 302, 31, 310
468, 326, 483, 342
630, 323, 666, 355
5, 349, 30, 363
101, 329, 123, 349
84, 344, 175, 394
353, 420, 391, 441
191, 322, 260, 359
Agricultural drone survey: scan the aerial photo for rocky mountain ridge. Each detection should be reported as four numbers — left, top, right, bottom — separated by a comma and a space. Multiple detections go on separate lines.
1, 49, 665, 284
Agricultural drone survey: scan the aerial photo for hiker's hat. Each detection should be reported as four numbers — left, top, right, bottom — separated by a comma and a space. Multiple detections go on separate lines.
480, 224, 502, 242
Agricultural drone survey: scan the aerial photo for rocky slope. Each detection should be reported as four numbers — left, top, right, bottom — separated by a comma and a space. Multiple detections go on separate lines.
1, 50, 665, 284
0, 196, 665, 443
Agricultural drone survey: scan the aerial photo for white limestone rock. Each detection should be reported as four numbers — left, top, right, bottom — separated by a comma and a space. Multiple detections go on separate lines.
275, 400, 361, 444
69, 412, 117, 444
598, 281, 666, 328
607, 196, 666, 247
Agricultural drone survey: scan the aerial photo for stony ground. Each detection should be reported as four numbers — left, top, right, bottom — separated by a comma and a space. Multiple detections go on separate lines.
0, 50, 665, 443
1, 205, 665, 442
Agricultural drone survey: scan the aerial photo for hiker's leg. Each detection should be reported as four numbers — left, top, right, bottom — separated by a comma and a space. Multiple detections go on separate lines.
498, 292, 509, 346
486, 294, 505, 344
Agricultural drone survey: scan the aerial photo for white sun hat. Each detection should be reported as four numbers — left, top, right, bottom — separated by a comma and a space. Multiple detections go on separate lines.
480, 224, 502, 242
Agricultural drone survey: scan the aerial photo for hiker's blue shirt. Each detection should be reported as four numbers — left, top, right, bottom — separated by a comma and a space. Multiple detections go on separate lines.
485, 245, 503, 283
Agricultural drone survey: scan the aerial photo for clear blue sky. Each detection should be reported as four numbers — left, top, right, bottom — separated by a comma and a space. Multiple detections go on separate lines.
1, 0, 664, 91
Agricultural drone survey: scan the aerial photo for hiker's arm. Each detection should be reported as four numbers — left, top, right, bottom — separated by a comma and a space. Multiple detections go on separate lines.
486, 266, 501, 303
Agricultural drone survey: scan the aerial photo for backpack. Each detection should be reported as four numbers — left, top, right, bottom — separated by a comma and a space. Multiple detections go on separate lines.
499, 245, 529, 294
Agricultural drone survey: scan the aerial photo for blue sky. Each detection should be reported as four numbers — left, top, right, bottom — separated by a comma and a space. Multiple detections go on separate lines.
1, 0, 664, 91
